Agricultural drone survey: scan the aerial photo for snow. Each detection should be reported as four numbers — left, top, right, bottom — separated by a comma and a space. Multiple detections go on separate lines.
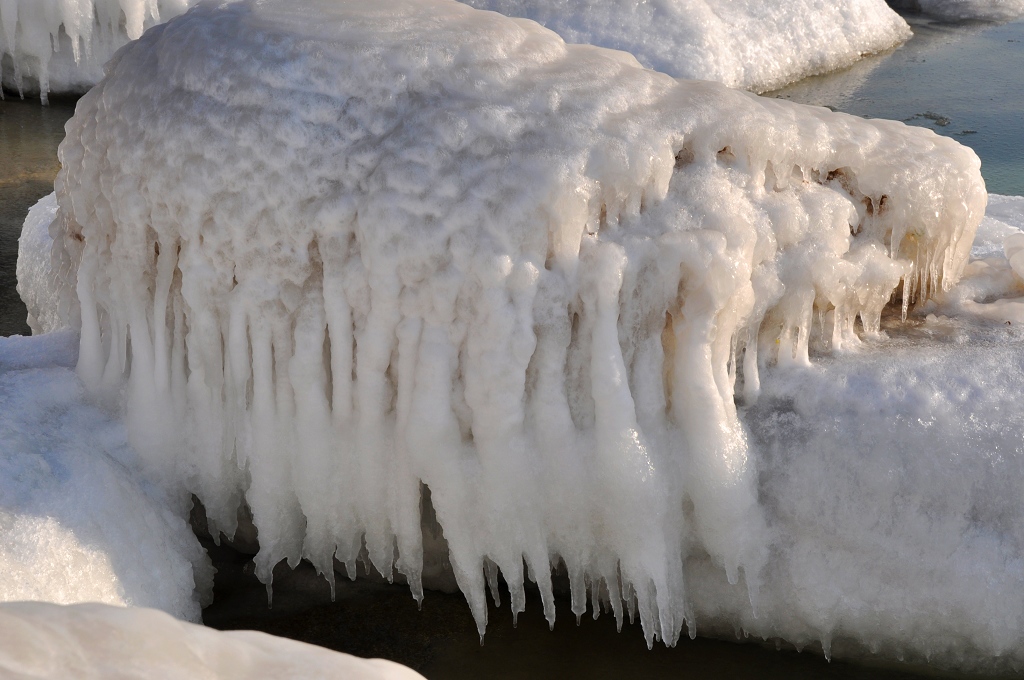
460, 0, 912, 92
0, 0, 195, 103
0, 331, 211, 621
42, 0, 991, 662
0, 602, 425, 679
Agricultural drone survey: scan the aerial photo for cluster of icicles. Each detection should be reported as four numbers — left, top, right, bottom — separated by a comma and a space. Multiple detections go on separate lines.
49, 0, 985, 646
0, 0, 193, 101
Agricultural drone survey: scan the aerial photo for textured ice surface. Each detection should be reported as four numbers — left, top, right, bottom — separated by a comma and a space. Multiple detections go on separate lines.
0, 602, 424, 679
49, 0, 987, 662
0, 0, 194, 102
928, 194, 1024, 323
17, 193, 64, 335
461, 0, 912, 92
0, 331, 211, 621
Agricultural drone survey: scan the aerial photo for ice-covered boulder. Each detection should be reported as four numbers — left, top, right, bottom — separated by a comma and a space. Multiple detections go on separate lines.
0, 0, 196, 103
0, 602, 424, 679
0, 331, 211, 621
49, 0, 985, 660
461, 0, 912, 92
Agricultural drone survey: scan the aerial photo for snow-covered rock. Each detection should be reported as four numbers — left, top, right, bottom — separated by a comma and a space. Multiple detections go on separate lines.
0, 602, 425, 679
0, 0, 196, 103
44, 0, 991, 664
0, 331, 211, 621
461, 0, 912, 92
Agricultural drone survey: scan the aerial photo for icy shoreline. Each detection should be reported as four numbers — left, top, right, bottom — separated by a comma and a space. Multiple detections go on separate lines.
3, 0, 1023, 674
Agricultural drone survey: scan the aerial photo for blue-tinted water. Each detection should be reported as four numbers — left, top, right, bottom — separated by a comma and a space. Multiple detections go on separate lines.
769, 13, 1024, 196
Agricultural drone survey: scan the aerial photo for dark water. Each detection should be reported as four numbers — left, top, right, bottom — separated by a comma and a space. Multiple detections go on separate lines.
0, 95, 77, 336
201, 539, 960, 680
2, 14, 1024, 679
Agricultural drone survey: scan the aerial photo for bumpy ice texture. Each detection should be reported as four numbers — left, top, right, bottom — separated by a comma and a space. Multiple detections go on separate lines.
0, 0, 195, 102
0, 332, 211, 621
0, 602, 425, 679
460, 0, 912, 92
52, 0, 986, 657
17, 193, 66, 334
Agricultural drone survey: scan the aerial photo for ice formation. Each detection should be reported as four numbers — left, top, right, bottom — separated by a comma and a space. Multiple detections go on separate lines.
49, 0, 987, 660
928, 194, 1024, 323
0, 602, 424, 679
461, 0, 912, 92
0, 0, 195, 102
17, 193, 66, 335
0, 331, 211, 621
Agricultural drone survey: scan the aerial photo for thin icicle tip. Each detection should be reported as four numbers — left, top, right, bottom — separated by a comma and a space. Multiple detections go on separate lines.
51, 0, 984, 659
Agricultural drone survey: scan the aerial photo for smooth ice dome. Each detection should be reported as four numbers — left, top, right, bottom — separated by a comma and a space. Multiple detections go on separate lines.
0, 0, 913, 101
0, 332, 211, 621
0, 0, 196, 102
0, 602, 424, 679
48, 0, 988, 665
460, 0, 912, 92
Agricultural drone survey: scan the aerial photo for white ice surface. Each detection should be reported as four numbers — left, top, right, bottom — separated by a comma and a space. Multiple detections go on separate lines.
461, 0, 912, 92
0, 331, 211, 621
16, 193, 65, 335
0, 0, 195, 102
46, 0, 991, 666
928, 194, 1024, 323
0, 602, 424, 679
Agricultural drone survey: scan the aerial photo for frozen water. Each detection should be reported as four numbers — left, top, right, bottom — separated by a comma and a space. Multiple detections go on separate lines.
0, 601, 424, 679
0, 0, 195, 103
0, 330, 211, 621
16, 193, 64, 335
45, 0, 989, 661
0, 0, 913, 101
460, 0, 912, 92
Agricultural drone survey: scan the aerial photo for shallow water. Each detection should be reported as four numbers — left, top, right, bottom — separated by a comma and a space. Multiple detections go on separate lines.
768, 13, 1024, 196
1, 13, 1023, 679
0, 95, 77, 336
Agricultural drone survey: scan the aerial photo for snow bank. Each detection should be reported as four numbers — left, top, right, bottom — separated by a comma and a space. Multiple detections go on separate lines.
731, 326, 1024, 669
0, 331, 211, 621
0, 602, 424, 679
461, 0, 912, 92
0, 0, 195, 103
50, 0, 985, 661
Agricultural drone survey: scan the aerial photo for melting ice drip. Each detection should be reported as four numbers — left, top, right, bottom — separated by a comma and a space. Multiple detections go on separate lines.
50, 0, 984, 647
0, 0, 194, 102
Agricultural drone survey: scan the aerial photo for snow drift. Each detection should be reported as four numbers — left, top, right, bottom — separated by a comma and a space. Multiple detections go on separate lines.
0, 602, 424, 679
47, 0, 990, 664
0, 331, 211, 621
0, 0, 195, 103
460, 0, 912, 92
